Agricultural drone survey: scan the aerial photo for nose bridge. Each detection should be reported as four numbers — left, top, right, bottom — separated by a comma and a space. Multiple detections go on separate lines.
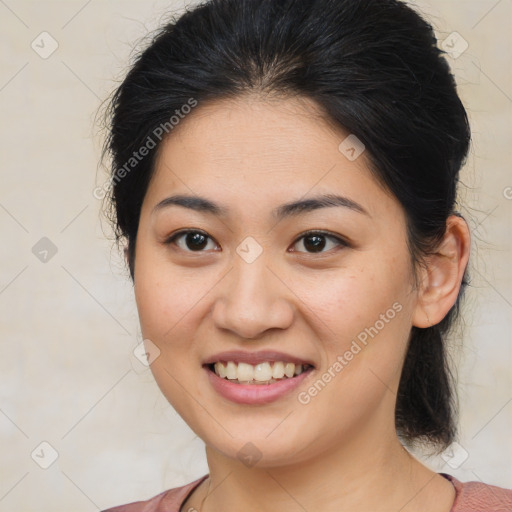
212, 249, 293, 338
231, 252, 272, 302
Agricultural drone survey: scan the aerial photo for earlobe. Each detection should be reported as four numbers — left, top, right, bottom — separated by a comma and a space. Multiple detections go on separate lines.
412, 215, 471, 328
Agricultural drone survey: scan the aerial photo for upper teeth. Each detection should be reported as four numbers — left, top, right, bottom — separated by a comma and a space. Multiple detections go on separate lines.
213, 361, 307, 382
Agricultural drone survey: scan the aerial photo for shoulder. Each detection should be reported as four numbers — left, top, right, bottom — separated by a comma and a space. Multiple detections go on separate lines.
101, 475, 208, 512
441, 473, 512, 511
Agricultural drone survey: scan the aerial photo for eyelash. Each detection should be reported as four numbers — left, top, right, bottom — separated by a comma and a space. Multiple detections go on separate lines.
164, 229, 349, 254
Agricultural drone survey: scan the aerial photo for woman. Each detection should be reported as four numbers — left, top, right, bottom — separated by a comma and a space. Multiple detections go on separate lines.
100, 0, 512, 510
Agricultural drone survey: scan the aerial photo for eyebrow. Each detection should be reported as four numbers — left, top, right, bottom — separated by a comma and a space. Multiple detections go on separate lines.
152, 193, 370, 219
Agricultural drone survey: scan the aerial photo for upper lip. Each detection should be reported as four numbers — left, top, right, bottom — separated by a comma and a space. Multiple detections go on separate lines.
203, 350, 315, 367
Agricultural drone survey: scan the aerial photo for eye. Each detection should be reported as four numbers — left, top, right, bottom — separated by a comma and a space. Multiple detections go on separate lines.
165, 230, 219, 252
290, 230, 348, 254
164, 229, 348, 254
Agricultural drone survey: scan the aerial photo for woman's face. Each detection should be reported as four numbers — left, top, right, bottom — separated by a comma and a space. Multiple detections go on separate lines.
133, 95, 421, 466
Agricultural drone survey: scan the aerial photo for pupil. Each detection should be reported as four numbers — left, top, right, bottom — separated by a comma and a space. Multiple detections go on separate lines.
187, 232, 207, 250
304, 235, 325, 252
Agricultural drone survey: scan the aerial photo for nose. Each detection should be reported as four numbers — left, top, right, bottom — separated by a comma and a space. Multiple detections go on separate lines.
212, 256, 294, 340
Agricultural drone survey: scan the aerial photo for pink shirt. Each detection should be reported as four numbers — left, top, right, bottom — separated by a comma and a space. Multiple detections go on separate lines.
102, 473, 512, 511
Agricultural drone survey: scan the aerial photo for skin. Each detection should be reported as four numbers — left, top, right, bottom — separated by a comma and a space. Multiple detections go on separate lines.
131, 94, 470, 512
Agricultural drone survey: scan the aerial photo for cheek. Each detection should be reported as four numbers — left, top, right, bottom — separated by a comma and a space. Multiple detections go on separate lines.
298, 260, 409, 342
133, 259, 208, 417
133, 240, 213, 341
296, 254, 413, 398
293, 279, 411, 445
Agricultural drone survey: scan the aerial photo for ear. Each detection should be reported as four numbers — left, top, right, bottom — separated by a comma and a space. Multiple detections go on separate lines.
412, 215, 471, 328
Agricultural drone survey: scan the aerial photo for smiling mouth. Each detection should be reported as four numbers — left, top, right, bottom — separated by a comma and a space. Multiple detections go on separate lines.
206, 361, 314, 385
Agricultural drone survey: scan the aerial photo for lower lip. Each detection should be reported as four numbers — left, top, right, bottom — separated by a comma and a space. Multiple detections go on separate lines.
205, 366, 314, 405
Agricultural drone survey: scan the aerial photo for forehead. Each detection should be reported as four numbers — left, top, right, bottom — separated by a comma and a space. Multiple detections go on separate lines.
143, 95, 394, 221
159, 96, 332, 165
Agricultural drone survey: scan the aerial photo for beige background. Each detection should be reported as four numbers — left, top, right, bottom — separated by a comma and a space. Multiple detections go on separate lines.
0, 0, 511, 510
